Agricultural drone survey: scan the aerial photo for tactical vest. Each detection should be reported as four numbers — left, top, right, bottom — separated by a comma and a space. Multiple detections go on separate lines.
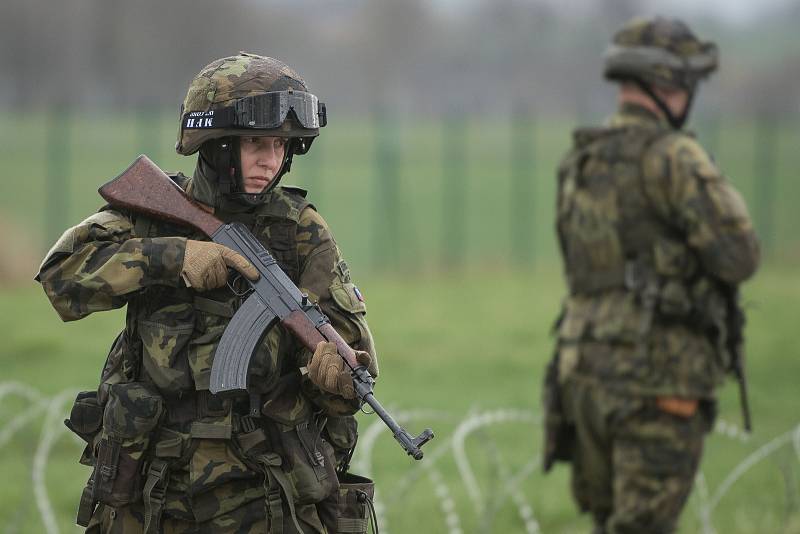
556, 125, 728, 345
557, 126, 674, 295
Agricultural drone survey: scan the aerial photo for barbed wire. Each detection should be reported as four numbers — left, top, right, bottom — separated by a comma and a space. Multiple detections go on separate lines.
2, 382, 798, 533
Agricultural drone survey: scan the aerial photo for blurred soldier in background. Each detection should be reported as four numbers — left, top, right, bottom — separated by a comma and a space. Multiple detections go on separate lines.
543, 16, 760, 534
36, 53, 378, 533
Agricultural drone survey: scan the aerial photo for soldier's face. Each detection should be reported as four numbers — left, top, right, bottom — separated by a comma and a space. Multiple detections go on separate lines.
655, 86, 690, 118
239, 136, 287, 193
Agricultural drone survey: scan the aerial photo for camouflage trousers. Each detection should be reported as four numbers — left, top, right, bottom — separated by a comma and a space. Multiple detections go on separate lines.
85, 498, 327, 533
561, 376, 711, 534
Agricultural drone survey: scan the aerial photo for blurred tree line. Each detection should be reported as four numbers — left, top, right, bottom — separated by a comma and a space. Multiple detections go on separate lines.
2, 0, 799, 117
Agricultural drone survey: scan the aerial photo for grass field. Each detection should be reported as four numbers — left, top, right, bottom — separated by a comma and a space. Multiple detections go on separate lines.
2, 265, 799, 533
1, 111, 799, 532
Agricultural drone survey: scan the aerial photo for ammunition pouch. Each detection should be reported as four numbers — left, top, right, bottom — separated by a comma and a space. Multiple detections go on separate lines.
232, 412, 339, 534
280, 417, 339, 504
257, 374, 340, 504
92, 382, 164, 508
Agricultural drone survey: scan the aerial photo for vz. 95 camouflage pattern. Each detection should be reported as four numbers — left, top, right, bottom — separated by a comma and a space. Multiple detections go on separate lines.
99, 155, 434, 460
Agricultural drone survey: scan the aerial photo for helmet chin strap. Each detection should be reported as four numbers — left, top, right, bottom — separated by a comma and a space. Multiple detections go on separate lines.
634, 79, 695, 130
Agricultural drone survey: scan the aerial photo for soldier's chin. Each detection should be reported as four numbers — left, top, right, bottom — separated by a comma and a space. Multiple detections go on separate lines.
243, 179, 272, 193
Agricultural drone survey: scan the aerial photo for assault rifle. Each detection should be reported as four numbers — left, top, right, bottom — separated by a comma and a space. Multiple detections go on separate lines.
99, 155, 434, 460
724, 285, 752, 432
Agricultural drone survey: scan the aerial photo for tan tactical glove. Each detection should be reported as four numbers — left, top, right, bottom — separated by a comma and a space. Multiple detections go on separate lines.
307, 341, 372, 399
181, 239, 259, 291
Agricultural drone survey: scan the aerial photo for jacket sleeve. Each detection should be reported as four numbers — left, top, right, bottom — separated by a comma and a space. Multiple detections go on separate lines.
35, 209, 186, 321
295, 206, 379, 415
643, 135, 760, 284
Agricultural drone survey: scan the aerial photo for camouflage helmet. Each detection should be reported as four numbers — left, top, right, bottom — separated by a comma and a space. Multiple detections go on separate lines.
604, 16, 718, 91
176, 52, 326, 155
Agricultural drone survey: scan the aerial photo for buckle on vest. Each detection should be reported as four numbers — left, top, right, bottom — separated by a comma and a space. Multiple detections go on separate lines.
147, 460, 169, 489
240, 415, 258, 434
624, 260, 643, 290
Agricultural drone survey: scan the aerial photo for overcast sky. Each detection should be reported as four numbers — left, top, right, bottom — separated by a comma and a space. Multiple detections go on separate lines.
646, 0, 795, 23
432, 0, 796, 25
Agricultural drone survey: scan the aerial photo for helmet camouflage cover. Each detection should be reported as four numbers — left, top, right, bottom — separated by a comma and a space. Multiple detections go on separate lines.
604, 16, 718, 90
176, 53, 324, 155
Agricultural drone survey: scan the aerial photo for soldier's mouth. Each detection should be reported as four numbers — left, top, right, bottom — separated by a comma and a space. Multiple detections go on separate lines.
243, 176, 273, 193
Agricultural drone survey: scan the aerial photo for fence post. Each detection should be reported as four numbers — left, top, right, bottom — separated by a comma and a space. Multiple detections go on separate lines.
304, 137, 323, 209
511, 107, 535, 266
442, 112, 466, 269
372, 109, 400, 270
700, 114, 720, 159
46, 104, 71, 246
753, 114, 777, 255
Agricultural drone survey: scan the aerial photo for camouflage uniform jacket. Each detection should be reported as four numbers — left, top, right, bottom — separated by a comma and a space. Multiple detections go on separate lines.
555, 103, 759, 399
36, 177, 377, 523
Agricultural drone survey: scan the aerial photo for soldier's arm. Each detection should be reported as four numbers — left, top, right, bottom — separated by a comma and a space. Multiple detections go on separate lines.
642, 135, 760, 284
35, 209, 186, 321
295, 206, 379, 414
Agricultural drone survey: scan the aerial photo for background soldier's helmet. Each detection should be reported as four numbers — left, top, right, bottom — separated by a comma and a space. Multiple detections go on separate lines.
176, 53, 326, 156
603, 16, 718, 91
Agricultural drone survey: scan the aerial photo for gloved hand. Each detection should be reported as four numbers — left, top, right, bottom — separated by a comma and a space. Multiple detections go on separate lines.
181, 239, 259, 291
307, 341, 372, 399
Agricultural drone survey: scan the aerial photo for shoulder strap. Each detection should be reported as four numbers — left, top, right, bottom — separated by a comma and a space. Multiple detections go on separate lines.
636, 129, 684, 230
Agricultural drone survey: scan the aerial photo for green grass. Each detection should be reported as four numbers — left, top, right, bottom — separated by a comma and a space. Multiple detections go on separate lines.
2, 265, 799, 533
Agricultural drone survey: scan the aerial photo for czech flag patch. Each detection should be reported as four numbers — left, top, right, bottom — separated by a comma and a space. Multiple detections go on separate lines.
353, 286, 365, 302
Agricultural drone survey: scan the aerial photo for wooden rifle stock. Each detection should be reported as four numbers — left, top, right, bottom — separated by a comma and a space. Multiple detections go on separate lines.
98, 155, 223, 237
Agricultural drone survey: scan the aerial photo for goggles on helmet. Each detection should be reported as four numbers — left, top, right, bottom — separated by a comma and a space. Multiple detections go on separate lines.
181, 90, 327, 132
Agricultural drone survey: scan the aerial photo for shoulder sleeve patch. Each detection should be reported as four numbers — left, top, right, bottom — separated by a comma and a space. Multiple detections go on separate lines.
329, 279, 367, 314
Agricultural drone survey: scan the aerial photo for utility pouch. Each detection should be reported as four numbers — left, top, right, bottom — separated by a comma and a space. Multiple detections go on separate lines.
652, 238, 696, 318
93, 382, 163, 507
542, 354, 574, 472
280, 418, 339, 504
323, 415, 359, 470
138, 314, 195, 395
318, 472, 377, 534
64, 391, 105, 466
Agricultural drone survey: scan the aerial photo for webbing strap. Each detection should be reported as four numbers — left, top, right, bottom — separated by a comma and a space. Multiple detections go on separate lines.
75, 479, 96, 527
569, 268, 626, 294
364, 489, 380, 534
266, 482, 284, 534
143, 459, 169, 534
337, 517, 369, 533
193, 296, 235, 318
258, 453, 304, 534
190, 421, 232, 440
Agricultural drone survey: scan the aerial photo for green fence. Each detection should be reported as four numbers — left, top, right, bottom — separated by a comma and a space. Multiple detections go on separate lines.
1, 109, 797, 281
